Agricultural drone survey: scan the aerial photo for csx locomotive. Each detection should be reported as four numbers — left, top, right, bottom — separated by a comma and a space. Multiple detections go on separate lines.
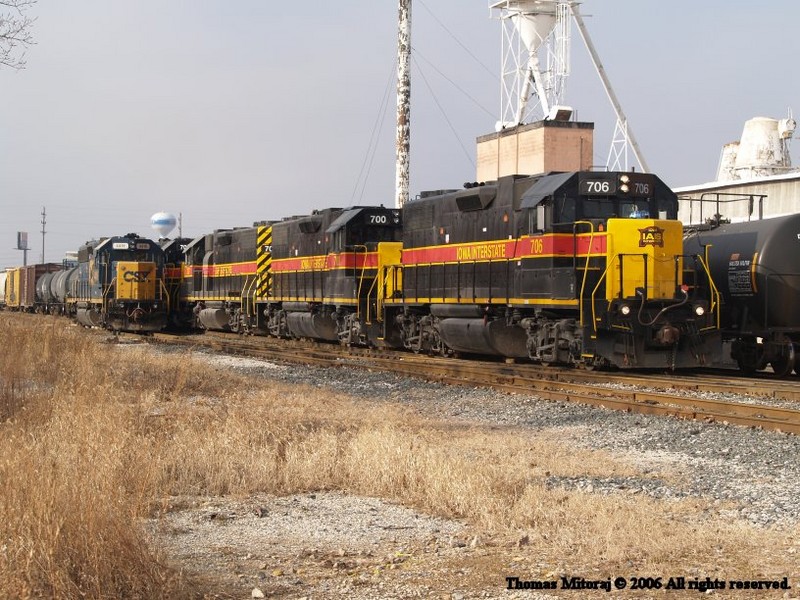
0, 170, 724, 369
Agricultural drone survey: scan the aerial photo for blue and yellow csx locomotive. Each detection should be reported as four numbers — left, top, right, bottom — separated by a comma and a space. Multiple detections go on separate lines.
66, 234, 170, 332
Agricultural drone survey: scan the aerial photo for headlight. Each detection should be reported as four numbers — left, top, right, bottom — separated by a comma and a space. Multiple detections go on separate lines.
694, 305, 705, 316
620, 304, 631, 316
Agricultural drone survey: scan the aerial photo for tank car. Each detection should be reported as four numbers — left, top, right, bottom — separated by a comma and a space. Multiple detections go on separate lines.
4, 263, 63, 312
684, 214, 800, 375
378, 171, 721, 369
51, 266, 80, 315
67, 233, 169, 332
265, 206, 403, 344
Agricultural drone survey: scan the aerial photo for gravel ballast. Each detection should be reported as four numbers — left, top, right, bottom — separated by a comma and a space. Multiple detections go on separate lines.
196, 351, 800, 530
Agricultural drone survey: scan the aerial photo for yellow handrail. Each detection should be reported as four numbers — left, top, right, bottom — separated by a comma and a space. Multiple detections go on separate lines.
695, 253, 721, 329
241, 275, 257, 318
589, 258, 617, 333
353, 245, 368, 318
574, 221, 595, 328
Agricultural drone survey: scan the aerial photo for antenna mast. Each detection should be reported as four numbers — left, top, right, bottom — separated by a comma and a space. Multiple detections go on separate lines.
395, 0, 412, 208
40, 207, 46, 263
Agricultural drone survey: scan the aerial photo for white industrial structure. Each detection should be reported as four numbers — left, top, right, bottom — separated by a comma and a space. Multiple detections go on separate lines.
488, 0, 648, 172
490, 0, 571, 127
716, 114, 797, 182
676, 113, 800, 225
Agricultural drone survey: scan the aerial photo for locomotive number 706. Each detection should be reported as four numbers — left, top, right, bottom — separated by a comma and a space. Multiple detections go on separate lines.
585, 180, 611, 194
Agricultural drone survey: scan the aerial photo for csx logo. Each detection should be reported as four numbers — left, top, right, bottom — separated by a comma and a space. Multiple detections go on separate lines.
123, 270, 152, 282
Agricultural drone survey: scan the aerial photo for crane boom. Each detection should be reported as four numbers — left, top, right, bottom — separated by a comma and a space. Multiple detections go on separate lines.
570, 3, 650, 172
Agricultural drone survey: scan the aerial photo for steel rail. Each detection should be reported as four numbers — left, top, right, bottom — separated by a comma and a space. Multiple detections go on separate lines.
147, 332, 800, 435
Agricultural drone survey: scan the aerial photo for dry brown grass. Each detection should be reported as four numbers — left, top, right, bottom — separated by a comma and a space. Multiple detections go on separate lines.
0, 312, 796, 598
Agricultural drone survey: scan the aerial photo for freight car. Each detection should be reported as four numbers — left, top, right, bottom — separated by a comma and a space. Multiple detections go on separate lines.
4, 263, 63, 313
684, 214, 800, 375
376, 171, 721, 369
64, 233, 170, 332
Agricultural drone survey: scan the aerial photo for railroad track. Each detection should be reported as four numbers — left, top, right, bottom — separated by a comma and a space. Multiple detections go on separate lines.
146, 331, 800, 435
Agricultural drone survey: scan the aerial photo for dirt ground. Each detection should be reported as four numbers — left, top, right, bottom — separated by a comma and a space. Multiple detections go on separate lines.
149, 492, 550, 600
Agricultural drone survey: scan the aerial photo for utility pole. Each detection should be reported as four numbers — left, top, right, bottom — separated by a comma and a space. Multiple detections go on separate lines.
395, 0, 411, 208
40, 207, 46, 263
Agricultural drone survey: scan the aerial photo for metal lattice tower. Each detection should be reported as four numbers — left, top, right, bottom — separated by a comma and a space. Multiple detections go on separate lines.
489, 1, 649, 172
490, 0, 571, 128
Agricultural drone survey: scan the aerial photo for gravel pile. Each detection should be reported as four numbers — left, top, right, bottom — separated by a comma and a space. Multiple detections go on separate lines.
192, 349, 800, 530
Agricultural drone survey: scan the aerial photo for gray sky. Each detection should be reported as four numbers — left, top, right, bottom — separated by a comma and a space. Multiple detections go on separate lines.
2, 1, 799, 267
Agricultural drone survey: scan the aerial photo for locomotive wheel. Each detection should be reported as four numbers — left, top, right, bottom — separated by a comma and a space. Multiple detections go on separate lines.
735, 342, 767, 374
770, 337, 795, 377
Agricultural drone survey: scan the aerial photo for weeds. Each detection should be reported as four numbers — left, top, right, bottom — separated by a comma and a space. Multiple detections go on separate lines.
0, 313, 795, 597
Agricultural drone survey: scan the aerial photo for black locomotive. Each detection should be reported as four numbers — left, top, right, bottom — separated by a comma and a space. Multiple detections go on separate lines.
380, 171, 720, 369
177, 206, 404, 346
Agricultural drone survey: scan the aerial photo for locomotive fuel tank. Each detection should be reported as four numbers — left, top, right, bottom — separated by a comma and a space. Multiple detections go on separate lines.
197, 308, 232, 331
684, 215, 800, 330
283, 303, 339, 341
430, 305, 529, 357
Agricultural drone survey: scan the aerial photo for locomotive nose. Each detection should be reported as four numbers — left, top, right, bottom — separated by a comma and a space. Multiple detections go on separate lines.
655, 324, 680, 345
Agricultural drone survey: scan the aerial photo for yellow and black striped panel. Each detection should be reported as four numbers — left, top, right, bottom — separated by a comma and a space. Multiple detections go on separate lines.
256, 225, 272, 300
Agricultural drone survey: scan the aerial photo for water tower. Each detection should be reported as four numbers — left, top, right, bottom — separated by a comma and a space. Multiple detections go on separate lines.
150, 212, 177, 240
